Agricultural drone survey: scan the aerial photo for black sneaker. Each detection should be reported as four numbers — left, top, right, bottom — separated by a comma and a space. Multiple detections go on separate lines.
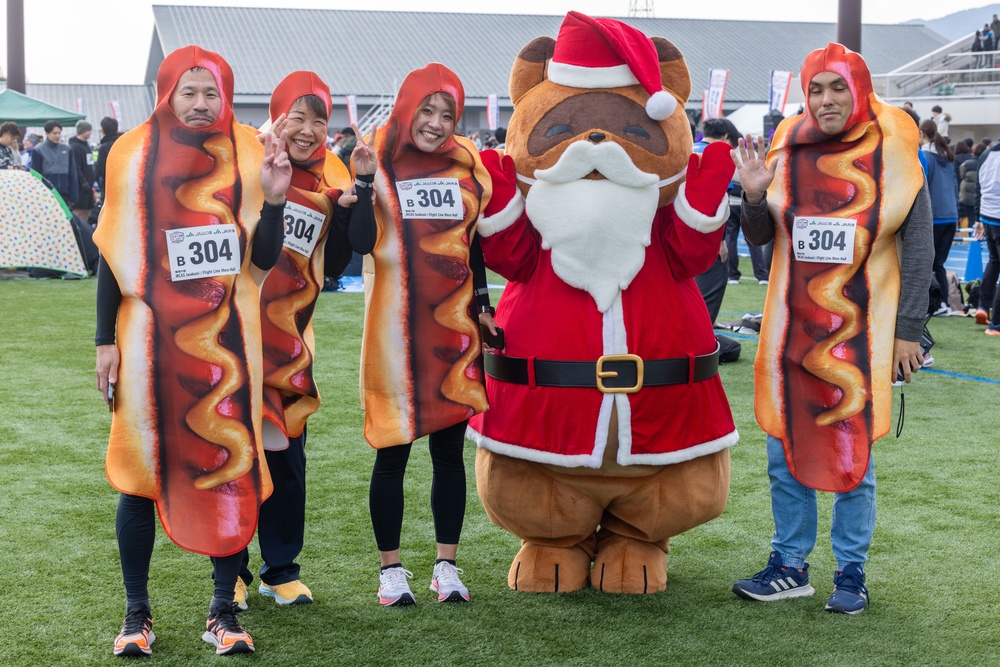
732, 551, 815, 601
825, 563, 869, 615
113, 607, 155, 657
202, 604, 254, 655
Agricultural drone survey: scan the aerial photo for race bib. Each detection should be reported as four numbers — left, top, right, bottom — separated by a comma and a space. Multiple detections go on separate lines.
165, 224, 241, 281
792, 216, 857, 264
395, 178, 463, 219
282, 201, 325, 257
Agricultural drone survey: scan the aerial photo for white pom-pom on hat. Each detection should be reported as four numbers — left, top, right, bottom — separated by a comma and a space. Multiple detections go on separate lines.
646, 91, 676, 121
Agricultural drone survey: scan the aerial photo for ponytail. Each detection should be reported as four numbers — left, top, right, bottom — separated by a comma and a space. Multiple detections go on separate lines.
919, 119, 954, 162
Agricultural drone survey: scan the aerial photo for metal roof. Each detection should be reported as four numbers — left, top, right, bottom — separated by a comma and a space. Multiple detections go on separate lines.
150, 5, 949, 105
24, 83, 155, 133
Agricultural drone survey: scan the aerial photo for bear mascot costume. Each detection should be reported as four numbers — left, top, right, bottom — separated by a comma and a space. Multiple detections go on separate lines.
467, 12, 739, 594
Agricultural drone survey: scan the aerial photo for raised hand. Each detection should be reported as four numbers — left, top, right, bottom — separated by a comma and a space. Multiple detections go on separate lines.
731, 134, 777, 204
481, 149, 518, 218
261, 128, 291, 205
350, 122, 378, 175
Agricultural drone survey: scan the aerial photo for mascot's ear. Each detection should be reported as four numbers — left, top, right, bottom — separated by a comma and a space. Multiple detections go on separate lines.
509, 36, 556, 104
652, 37, 691, 107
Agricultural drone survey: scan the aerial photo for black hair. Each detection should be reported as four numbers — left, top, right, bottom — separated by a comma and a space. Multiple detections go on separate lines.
0, 121, 20, 138
100, 116, 118, 136
494, 127, 507, 143
955, 141, 970, 155
701, 118, 741, 147
899, 106, 920, 129
931, 105, 942, 113
340, 127, 356, 137
291, 94, 328, 121
920, 119, 953, 161
44, 120, 62, 134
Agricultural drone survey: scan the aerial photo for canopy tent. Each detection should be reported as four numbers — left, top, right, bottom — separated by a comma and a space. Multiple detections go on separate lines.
0, 89, 84, 126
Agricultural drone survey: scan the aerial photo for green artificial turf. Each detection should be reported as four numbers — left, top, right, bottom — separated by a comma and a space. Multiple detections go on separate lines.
1, 276, 997, 666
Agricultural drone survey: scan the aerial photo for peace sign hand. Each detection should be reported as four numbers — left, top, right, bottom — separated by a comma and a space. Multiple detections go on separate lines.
350, 122, 378, 175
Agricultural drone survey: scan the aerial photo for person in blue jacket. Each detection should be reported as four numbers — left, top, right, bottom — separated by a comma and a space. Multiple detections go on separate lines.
919, 119, 959, 315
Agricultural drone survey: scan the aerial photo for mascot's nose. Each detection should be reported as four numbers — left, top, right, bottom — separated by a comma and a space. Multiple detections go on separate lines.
589, 132, 606, 143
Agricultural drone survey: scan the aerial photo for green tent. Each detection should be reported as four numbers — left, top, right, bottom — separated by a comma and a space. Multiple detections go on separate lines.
0, 89, 84, 126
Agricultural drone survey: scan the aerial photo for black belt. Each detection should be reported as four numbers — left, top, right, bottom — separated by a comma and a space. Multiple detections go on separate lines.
484, 345, 720, 394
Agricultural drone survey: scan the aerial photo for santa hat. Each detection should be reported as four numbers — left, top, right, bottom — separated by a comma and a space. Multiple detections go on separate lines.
547, 11, 676, 121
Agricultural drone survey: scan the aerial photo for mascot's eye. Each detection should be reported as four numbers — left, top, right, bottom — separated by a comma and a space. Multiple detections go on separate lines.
624, 126, 651, 139
545, 124, 573, 138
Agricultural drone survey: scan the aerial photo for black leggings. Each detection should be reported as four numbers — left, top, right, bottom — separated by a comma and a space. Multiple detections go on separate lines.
369, 420, 468, 552
116, 493, 242, 607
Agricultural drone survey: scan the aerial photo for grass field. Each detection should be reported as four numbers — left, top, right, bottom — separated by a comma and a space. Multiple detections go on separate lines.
1, 276, 998, 666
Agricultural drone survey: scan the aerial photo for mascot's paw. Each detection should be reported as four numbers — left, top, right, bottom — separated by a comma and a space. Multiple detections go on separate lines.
508, 542, 592, 593
478, 150, 524, 235
591, 534, 667, 594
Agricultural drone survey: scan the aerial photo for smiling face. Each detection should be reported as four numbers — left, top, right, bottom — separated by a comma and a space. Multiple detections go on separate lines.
808, 72, 854, 135
410, 93, 456, 153
170, 68, 222, 128
285, 96, 329, 163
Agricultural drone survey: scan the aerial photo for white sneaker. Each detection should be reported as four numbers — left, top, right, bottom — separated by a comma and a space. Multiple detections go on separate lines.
921, 355, 935, 368
758, 279, 769, 285
727, 279, 740, 285
430, 561, 470, 602
378, 567, 415, 607
932, 303, 952, 316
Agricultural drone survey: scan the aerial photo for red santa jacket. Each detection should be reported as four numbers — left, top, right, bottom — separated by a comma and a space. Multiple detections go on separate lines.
468, 202, 738, 467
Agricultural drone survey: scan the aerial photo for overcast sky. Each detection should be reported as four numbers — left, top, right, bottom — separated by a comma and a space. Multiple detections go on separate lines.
0, 0, 991, 84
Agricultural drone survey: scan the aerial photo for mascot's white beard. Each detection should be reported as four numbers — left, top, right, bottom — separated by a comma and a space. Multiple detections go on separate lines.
525, 141, 661, 312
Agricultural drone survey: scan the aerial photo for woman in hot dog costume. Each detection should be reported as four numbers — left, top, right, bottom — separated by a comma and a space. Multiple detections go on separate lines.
94, 46, 291, 656
348, 63, 494, 606
729, 44, 933, 615
232, 71, 375, 610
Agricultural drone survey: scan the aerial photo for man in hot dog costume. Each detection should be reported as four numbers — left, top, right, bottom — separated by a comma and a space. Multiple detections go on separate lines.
468, 12, 737, 595
94, 46, 291, 656
730, 44, 933, 615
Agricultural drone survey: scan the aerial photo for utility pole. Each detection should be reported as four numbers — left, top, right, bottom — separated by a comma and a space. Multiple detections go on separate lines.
837, 0, 862, 53
7, 0, 26, 92
628, 1, 655, 18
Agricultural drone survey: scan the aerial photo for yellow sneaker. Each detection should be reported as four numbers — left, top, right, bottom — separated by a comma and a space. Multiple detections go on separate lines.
234, 576, 248, 612
259, 579, 313, 605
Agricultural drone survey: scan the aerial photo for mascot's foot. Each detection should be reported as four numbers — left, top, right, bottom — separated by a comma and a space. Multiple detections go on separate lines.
591, 535, 667, 594
508, 543, 592, 593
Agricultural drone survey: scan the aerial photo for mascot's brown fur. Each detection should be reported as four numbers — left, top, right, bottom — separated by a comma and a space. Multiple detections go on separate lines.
471, 16, 735, 595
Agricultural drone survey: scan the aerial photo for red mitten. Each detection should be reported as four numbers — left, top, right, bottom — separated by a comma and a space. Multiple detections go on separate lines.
481, 149, 518, 218
684, 141, 736, 216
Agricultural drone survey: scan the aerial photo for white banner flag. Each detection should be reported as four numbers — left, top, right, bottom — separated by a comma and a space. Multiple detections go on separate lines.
110, 101, 122, 122
346, 95, 358, 125
487, 93, 499, 131
706, 69, 728, 120
75, 98, 85, 114
769, 70, 793, 114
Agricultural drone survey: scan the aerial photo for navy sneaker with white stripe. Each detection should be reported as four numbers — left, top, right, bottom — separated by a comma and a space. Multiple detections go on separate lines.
825, 563, 869, 615
732, 551, 816, 601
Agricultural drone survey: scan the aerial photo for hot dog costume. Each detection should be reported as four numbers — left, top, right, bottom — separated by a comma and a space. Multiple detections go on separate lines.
360, 64, 491, 449
261, 72, 351, 448
467, 13, 737, 594
94, 46, 273, 557
754, 44, 926, 492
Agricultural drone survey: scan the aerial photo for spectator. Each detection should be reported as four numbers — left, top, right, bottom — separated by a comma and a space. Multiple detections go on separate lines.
920, 119, 959, 315
930, 105, 950, 141
493, 126, 507, 150
95, 116, 123, 195
20, 133, 39, 168
957, 141, 978, 229
973, 30, 984, 68
69, 119, 96, 219
0, 122, 22, 169
337, 126, 356, 168
974, 134, 1000, 330
903, 101, 920, 124
30, 121, 78, 204
982, 24, 994, 68
993, 15, 1000, 49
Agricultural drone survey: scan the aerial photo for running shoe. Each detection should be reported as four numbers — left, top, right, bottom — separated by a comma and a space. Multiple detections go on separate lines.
825, 563, 869, 615
113, 607, 155, 657
932, 303, 953, 316
378, 566, 415, 607
234, 576, 248, 612
430, 561, 470, 603
202, 605, 254, 656
732, 551, 815, 601
259, 580, 313, 605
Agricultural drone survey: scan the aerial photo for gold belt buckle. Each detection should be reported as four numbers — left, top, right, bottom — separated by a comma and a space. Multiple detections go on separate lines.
595, 354, 644, 394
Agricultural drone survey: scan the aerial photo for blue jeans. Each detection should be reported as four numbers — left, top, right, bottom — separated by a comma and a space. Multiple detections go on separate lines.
767, 435, 876, 571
